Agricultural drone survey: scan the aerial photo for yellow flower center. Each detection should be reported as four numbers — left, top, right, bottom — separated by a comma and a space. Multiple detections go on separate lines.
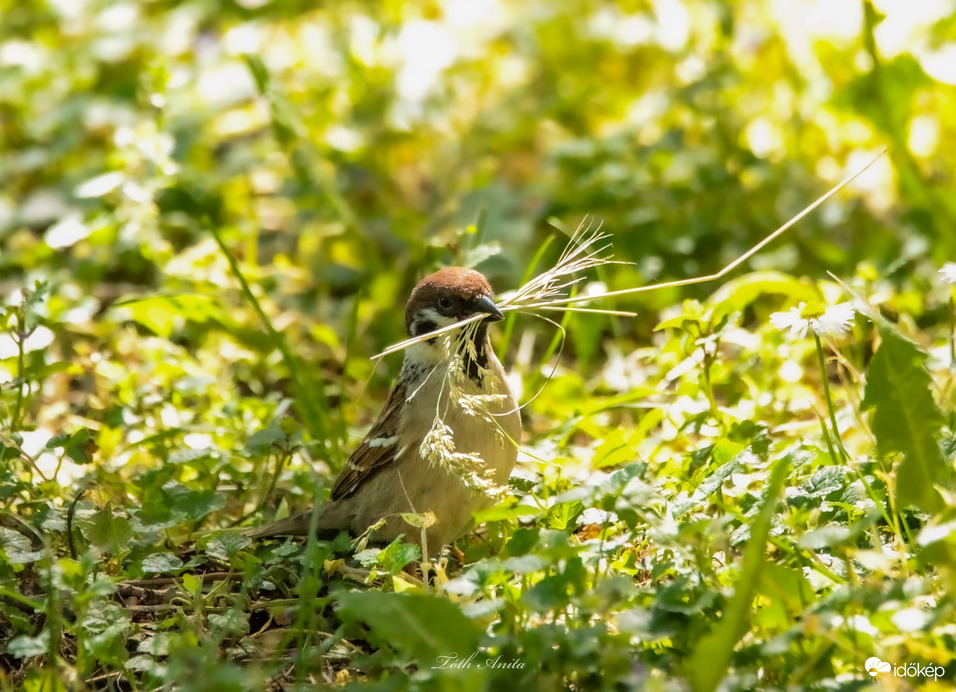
798, 301, 827, 320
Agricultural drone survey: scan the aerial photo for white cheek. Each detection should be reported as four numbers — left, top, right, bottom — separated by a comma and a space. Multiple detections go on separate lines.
406, 340, 448, 366
416, 307, 456, 328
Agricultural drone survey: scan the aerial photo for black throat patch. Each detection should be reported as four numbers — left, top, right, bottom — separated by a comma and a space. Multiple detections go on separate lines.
458, 322, 491, 385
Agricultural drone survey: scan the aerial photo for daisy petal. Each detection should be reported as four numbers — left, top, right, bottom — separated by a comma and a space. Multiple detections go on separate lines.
811, 302, 856, 338
770, 304, 809, 338
939, 263, 956, 285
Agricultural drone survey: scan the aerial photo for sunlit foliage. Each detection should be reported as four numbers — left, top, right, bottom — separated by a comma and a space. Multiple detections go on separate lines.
2, 0, 955, 689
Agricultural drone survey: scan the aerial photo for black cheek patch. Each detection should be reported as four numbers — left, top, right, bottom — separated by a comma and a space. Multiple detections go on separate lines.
413, 319, 437, 337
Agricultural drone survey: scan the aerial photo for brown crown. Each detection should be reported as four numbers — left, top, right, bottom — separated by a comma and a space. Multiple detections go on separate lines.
404, 267, 494, 332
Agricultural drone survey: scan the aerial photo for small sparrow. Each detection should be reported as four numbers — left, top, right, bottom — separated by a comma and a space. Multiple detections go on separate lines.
249, 267, 521, 550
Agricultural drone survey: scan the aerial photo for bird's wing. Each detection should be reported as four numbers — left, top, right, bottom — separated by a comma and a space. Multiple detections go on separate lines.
330, 378, 409, 500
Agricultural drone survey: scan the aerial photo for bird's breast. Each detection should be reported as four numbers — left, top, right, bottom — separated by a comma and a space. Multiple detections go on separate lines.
400, 347, 520, 484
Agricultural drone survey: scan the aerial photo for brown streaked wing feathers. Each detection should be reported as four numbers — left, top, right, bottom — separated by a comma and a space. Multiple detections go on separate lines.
330, 378, 407, 500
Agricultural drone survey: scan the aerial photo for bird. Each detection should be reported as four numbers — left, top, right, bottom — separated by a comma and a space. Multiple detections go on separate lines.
248, 267, 521, 552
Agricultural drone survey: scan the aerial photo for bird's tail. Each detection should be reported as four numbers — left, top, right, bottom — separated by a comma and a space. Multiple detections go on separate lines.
246, 511, 320, 539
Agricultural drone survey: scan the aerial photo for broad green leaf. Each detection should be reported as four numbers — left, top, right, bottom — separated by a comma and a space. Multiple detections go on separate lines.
204, 532, 251, 561
375, 536, 421, 575
862, 324, 947, 513
754, 563, 815, 629
112, 294, 224, 339
141, 552, 184, 574
797, 525, 851, 550
246, 420, 285, 454
800, 466, 847, 499
63, 428, 97, 465
335, 591, 482, 664
170, 488, 226, 522
501, 554, 550, 573
6, 632, 50, 658
208, 611, 249, 637
0, 527, 43, 564
181, 573, 202, 597
615, 607, 679, 641
694, 448, 748, 499
832, 54, 932, 135
62, 429, 92, 463
523, 574, 573, 613
522, 557, 587, 613
712, 439, 747, 465
87, 504, 133, 554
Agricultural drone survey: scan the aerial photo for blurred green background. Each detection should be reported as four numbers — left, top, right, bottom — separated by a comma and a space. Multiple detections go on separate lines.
3, 2, 956, 688
0, 0, 952, 463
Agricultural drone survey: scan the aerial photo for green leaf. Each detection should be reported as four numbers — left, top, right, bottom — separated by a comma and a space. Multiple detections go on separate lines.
694, 449, 746, 499
862, 323, 947, 513
6, 632, 50, 658
797, 525, 851, 550
141, 552, 183, 574
754, 563, 815, 629
20, 281, 51, 333
375, 536, 421, 575
208, 611, 249, 638
45, 433, 70, 448
335, 591, 482, 664
501, 554, 550, 573
522, 574, 573, 613
592, 429, 638, 469
21, 670, 69, 692
246, 420, 285, 454
112, 293, 224, 339
181, 573, 202, 597
800, 467, 847, 499
64, 428, 97, 465
712, 439, 747, 465
170, 488, 226, 522
0, 527, 43, 564
45, 428, 97, 465
87, 504, 133, 554
832, 54, 932, 134
243, 54, 303, 145
522, 557, 587, 613
204, 532, 251, 561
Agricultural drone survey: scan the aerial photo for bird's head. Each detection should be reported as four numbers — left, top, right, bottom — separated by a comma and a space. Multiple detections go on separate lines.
404, 267, 503, 338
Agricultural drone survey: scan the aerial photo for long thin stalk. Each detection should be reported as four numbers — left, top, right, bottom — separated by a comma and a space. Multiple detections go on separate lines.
372, 150, 887, 361
523, 150, 887, 310
814, 333, 848, 462
208, 223, 334, 451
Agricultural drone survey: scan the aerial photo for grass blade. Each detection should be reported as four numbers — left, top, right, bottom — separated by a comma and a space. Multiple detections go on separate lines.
686, 453, 791, 692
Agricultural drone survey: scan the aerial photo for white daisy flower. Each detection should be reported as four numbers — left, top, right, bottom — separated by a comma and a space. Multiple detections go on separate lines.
770, 301, 856, 339
939, 263, 956, 285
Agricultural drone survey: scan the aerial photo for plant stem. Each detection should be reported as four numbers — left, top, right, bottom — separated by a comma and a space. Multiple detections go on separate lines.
12, 322, 25, 430
949, 295, 955, 366
818, 414, 840, 466
701, 346, 723, 430
208, 222, 334, 453
814, 333, 848, 462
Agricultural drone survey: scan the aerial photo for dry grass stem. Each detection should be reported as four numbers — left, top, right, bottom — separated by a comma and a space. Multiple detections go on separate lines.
523, 148, 888, 310
373, 148, 887, 361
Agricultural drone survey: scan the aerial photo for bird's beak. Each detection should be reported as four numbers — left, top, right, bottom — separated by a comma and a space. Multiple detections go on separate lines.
474, 295, 504, 322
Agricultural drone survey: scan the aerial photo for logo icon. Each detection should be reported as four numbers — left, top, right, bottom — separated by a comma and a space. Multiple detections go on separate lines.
866, 657, 891, 678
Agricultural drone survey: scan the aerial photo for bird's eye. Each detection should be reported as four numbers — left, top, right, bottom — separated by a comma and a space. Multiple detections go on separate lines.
438, 296, 453, 310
